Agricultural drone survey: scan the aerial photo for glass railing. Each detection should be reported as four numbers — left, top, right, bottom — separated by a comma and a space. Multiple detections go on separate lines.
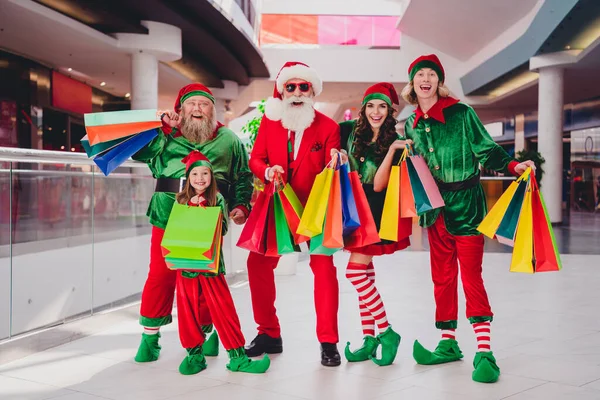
0, 147, 155, 341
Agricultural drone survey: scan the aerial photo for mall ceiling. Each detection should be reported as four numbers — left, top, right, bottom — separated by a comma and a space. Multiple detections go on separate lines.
33, 0, 270, 88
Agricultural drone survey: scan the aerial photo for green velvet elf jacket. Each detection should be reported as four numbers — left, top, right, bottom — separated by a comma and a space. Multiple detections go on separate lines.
132, 123, 253, 230
402, 97, 517, 236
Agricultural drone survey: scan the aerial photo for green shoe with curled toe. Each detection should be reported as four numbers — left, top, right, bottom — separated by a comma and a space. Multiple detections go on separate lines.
179, 346, 207, 375
344, 335, 379, 362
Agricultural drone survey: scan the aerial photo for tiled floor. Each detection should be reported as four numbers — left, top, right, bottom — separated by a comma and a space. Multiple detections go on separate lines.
2, 251, 600, 400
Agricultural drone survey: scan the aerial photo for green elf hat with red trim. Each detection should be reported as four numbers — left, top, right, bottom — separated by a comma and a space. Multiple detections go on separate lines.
362, 82, 399, 107
408, 54, 445, 83
174, 83, 215, 113
181, 150, 212, 177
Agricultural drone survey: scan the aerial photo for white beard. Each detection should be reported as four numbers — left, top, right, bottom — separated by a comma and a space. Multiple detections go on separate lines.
180, 111, 217, 144
280, 96, 316, 132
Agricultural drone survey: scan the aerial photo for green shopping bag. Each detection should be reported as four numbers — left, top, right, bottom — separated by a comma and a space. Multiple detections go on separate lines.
495, 176, 528, 246
165, 217, 222, 274
406, 157, 433, 215
161, 204, 221, 260
309, 212, 342, 256
273, 195, 296, 255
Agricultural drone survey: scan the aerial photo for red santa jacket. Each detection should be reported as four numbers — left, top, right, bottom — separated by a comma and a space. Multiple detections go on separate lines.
250, 111, 341, 205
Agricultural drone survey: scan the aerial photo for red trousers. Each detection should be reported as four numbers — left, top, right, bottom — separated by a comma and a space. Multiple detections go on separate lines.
427, 216, 493, 323
140, 227, 212, 328
176, 272, 245, 350
247, 252, 339, 343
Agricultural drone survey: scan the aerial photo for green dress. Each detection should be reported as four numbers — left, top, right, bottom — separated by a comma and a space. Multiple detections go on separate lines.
133, 125, 253, 229
403, 99, 516, 236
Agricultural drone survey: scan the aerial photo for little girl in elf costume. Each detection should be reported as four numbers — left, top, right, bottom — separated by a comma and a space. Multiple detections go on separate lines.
173, 150, 270, 375
397, 55, 535, 383
339, 83, 410, 366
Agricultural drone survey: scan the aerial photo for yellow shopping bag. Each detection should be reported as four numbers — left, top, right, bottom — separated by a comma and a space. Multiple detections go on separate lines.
379, 165, 400, 241
510, 183, 534, 274
478, 168, 531, 239
297, 167, 334, 237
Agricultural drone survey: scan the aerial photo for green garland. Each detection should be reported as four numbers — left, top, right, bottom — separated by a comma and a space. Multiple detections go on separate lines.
516, 149, 545, 188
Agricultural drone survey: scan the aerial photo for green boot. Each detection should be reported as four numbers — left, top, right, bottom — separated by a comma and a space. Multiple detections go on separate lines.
371, 327, 401, 366
413, 339, 463, 365
344, 335, 379, 362
179, 346, 207, 375
134, 333, 161, 363
226, 347, 270, 374
203, 330, 219, 357
472, 352, 500, 383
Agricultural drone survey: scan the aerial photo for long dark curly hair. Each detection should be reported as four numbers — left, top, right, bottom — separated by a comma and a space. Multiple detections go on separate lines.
351, 103, 398, 164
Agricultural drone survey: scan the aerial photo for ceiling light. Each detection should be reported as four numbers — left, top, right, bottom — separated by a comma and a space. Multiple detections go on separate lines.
67, 68, 72, 72
565, 45, 571, 50
100, 82, 106, 86
71, 148, 76, 152
125, 93, 130, 98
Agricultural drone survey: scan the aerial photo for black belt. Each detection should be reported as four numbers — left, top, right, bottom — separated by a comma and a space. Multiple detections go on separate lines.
435, 174, 480, 193
155, 177, 230, 197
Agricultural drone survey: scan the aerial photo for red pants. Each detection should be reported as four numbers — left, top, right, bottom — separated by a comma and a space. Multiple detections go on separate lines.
427, 216, 493, 323
176, 272, 245, 350
247, 252, 339, 343
140, 226, 213, 327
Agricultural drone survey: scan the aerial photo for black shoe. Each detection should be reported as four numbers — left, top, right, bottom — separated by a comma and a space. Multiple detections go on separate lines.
320, 342, 341, 367
245, 333, 283, 357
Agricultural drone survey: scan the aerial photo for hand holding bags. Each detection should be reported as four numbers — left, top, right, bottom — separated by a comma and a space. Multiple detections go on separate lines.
477, 168, 561, 273
82, 109, 162, 176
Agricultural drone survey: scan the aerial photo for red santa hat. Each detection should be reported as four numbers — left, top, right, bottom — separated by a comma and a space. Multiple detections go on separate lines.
174, 83, 215, 114
408, 54, 445, 83
181, 150, 212, 177
362, 83, 399, 107
264, 61, 323, 121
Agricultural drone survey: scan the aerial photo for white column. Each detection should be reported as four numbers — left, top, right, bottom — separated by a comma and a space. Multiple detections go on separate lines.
214, 98, 226, 123
514, 114, 526, 155
130, 52, 158, 110
537, 67, 564, 224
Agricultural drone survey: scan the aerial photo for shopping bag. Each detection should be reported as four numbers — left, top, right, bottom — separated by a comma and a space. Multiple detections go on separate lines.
510, 185, 534, 273
264, 197, 279, 257
339, 161, 360, 235
495, 176, 528, 246
237, 187, 272, 254
409, 154, 445, 209
400, 160, 417, 217
81, 134, 134, 158
93, 128, 158, 176
273, 195, 296, 255
165, 218, 222, 274
344, 171, 380, 248
531, 174, 562, 272
322, 166, 344, 248
379, 164, 400, 241
84, 109, 161, 145
278, 183, 310, 244
297, 165, 334, 237
309, 215, 341, 255
161, 204, 221, 260
406, 157, 433, 215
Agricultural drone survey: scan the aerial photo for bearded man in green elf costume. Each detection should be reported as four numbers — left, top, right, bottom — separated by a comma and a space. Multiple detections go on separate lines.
131, 83, 253, 364
398, 55, 535, 383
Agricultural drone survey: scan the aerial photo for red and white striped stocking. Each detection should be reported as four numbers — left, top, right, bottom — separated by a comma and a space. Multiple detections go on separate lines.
473, 321, 491, 352
346, 262, 390, 335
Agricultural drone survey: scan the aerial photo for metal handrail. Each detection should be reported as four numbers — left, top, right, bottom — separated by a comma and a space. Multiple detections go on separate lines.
0, 147, 146, 168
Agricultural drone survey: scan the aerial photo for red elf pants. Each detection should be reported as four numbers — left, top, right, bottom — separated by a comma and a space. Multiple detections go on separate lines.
427, 216, 493, 324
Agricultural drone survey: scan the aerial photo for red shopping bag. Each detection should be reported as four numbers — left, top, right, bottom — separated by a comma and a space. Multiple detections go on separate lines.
236, 186, 272, 254
344, 171, 380, 248
531, 175, 561, 272
278, 184, 310, 244
400, 161, 417, 218
264, 197, 279, 257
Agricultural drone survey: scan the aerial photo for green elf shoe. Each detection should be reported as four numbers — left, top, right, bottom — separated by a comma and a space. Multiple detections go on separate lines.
179, 346, 207, 375
226, 347, 270, 374
344, 335, 379, 362
371, 326, 401, 366
134, 333, 161, 363
203, 330, 220, 357
413, 339, 463, 365
472, 352, 500, 383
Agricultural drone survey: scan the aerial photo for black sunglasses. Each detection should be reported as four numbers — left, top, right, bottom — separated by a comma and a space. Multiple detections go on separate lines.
285, 82, 312, 93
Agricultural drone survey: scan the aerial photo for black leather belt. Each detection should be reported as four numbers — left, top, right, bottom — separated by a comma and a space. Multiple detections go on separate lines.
435, 174, 480, 193
155, 177, 230, 197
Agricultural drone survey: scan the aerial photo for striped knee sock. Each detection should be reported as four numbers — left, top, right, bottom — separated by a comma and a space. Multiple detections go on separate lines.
144, 326, 160, 335
346, 262, 390, 333
441, 328, 456, 341
358, 263, 376, 336
473, 322, 491, 352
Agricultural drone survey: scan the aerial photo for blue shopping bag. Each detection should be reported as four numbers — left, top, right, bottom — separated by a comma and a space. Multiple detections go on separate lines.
339, 161, 360, 236
93, 128, 158, 176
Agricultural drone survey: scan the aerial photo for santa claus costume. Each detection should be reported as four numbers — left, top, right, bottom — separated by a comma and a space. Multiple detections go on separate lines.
244, 62, 342, 366
132, 84, 253, 363
401, 54, 532, 383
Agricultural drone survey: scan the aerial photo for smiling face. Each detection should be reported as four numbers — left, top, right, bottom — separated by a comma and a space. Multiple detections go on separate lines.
188, 165, 212, 193
280, 78, 316, 132
179, 95, 216, 143
412, 67, 440, 102
364, 99, 389, 130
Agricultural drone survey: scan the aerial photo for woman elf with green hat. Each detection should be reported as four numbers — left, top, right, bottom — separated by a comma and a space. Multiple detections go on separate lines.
173, 150, 270, 375
394, 54, 535, 383
338, 83, 411, 366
